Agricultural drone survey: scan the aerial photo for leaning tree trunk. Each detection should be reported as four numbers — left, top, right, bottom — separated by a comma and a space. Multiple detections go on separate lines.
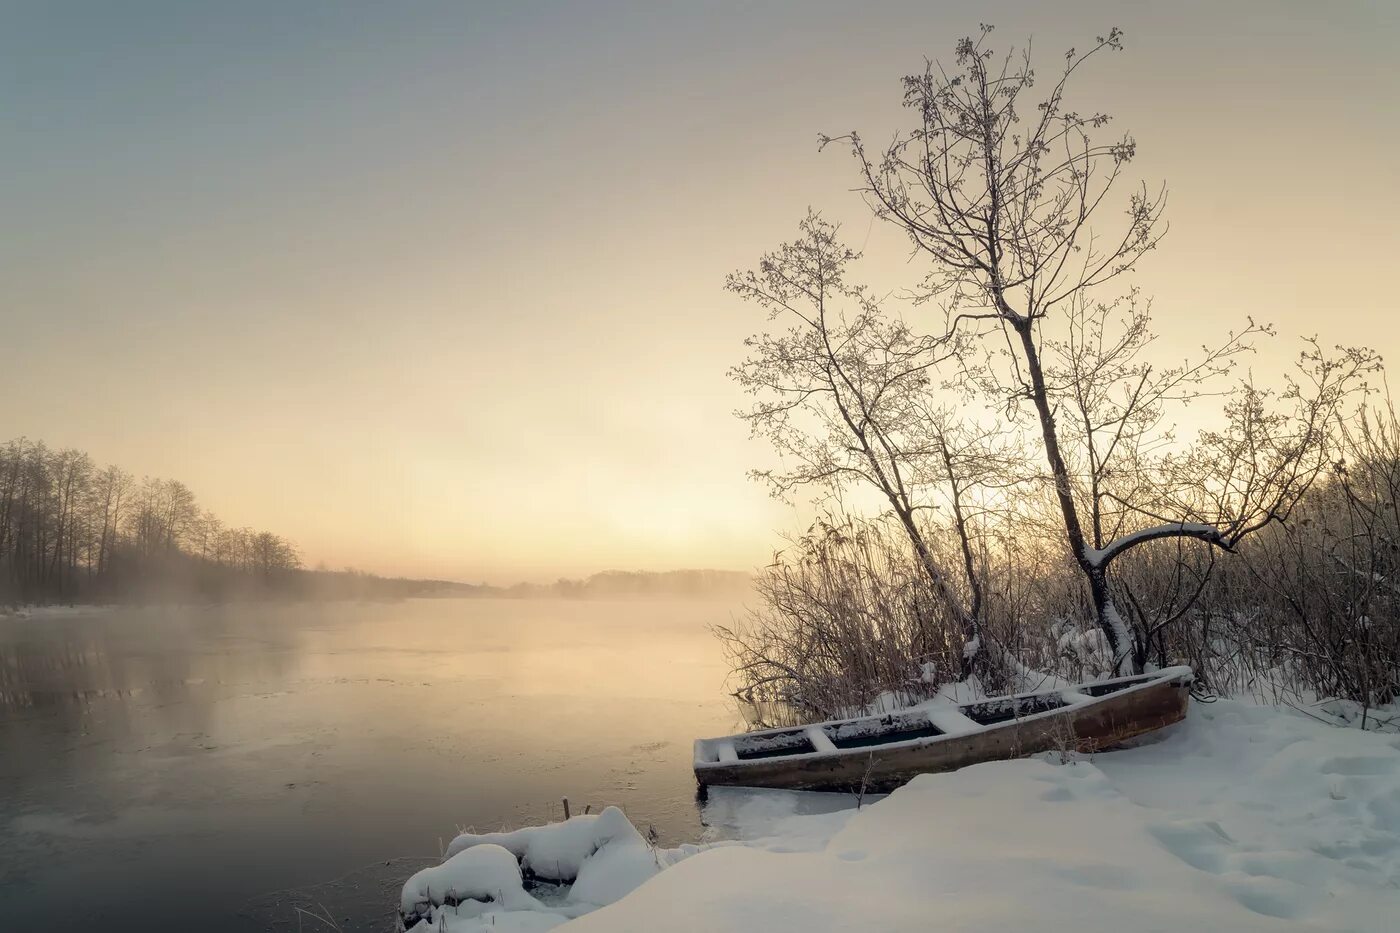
1011, 317, 1136, 674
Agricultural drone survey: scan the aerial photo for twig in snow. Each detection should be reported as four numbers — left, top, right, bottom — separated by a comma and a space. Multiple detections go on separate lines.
856, 752, 878, 809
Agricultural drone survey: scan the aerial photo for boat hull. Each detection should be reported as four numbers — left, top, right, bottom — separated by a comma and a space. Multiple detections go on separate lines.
694, 670, 1191, 792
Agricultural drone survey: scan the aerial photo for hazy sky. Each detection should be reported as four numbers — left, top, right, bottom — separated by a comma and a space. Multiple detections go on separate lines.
3, 1, 1397, 583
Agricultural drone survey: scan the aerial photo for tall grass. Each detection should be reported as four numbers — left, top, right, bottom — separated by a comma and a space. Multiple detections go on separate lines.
715, 516, 964, 721
723, 403, 1400, 728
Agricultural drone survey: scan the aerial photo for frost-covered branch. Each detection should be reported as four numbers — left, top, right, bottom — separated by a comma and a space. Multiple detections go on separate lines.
1087, 522, 1227, 569
729, 213, 998, 674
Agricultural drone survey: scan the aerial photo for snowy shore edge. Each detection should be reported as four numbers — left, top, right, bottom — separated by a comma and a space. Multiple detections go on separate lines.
401, 697, 1400, 932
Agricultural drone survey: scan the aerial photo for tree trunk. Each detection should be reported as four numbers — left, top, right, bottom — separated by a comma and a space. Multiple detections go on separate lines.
1011, 318, 1136, 674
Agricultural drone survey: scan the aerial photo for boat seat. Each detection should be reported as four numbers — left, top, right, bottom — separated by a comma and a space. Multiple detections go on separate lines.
804, 725, 838, 754
923, 706, 982, 735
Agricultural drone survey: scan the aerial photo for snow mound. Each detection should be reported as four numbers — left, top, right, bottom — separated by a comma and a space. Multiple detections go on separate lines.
403, 698, 1400, 931
567, 698, 1400, 931
405, 806, 708, 930
1093, 697, 1400, 899
445, 806, 644, 884
400, 843, 540, 919
571, 748, 1395, 930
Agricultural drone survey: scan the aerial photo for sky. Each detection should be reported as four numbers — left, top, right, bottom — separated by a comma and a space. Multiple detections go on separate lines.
2, 1, 1397, 583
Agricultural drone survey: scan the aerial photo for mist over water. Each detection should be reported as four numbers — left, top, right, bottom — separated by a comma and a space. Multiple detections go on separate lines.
0, 598, 749, 932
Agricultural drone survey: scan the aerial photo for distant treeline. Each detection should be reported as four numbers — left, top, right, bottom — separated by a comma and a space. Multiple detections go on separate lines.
0, 437, 304, 604
0, 437, 751, 607
494, 569, 754, 600
270, 568, 753, 602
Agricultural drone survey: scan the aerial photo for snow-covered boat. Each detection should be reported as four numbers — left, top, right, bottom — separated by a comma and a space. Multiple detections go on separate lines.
694, 666, 1193, 792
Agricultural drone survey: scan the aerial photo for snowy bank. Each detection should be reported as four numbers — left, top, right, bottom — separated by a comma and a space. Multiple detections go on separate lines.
404, 698, 1400, 931
401, 807, 711, 931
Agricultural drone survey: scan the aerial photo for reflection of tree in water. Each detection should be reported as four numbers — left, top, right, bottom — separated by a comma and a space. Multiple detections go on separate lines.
0, 604, 312, 799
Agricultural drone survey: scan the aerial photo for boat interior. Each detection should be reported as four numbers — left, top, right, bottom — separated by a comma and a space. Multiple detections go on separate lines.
701, 671, 1169, 765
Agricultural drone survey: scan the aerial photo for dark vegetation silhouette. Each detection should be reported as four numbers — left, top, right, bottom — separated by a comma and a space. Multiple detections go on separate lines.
504, 569, 752, 600
0, 437, 303, 604
0, 439, 752, 607
721, 27, 1394, 722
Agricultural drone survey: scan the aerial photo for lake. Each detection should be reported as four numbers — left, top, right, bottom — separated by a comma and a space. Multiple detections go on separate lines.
0, 598, 758, 931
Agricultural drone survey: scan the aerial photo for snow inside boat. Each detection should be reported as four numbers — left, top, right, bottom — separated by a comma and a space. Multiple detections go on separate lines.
694, 666, 1193, 792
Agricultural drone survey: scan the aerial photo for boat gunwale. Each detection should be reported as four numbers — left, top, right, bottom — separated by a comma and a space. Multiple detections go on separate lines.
695, 665, 1193, 770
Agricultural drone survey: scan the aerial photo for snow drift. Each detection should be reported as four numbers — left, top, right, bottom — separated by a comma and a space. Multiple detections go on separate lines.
403, 698, 1400, 931
401, 806, 709, 930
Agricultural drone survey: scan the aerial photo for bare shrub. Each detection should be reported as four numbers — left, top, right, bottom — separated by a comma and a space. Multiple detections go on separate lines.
821, 28, 1378, 675
723, 399, 1400, 726
721, 28, 1391, 725
1216, 404, 1400, 714
716, 516, 971, 722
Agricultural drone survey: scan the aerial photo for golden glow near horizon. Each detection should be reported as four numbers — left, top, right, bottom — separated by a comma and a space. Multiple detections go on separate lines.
3, 1, 1397, 583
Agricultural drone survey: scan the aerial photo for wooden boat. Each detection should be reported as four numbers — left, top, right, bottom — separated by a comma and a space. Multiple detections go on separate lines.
694, 666, 1192, 792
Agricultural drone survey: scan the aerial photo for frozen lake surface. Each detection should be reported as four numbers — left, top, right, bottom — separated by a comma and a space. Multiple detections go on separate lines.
0, 598, 753, 931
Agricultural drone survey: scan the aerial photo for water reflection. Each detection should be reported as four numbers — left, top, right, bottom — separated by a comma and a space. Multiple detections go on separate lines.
0, 598, 751, 932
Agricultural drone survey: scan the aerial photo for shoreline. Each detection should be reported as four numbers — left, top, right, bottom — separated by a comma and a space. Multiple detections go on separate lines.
400, 695, 1400, 932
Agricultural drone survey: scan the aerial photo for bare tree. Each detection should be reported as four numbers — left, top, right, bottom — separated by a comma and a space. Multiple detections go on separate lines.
828, 26, 1377, 673
729, 212, 997, 673
90, 464, 133, 578
0, 436, 303, 604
